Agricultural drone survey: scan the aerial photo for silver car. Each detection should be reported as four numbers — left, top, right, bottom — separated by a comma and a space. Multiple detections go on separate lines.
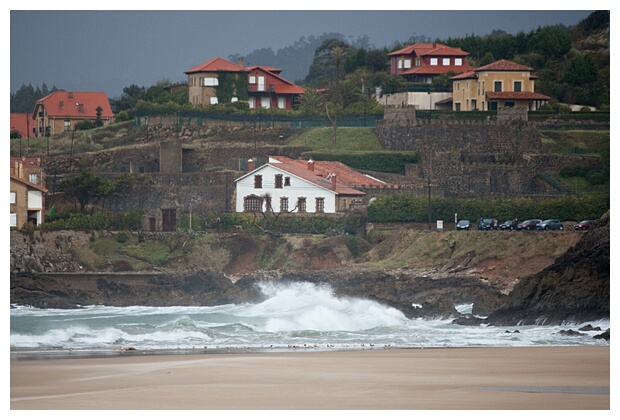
537, 219, 564, 230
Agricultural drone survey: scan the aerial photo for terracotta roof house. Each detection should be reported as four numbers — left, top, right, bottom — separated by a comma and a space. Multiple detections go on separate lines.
10, 113, 35, 138
10, 156, 45, 187
10, 171, 48, 228
185, 58, 305, 110
450, 59, 550, 111
234, 156, 388, 214
388, 42, 474, 83
32, 91, 114, 138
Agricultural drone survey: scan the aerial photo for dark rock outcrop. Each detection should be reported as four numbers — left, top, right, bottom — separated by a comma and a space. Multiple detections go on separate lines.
10, 268, 505, 320
484, 210, 610, 326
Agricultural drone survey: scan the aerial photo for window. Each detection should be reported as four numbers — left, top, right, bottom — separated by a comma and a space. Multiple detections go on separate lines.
261, 97, 270, 109
254, 175, 262, 188
455, 58, 462, 66
297, 197, 307, 212
277, 97, 285, 109
494, 81, 502, 92
249, 75, 256, 84
258, 76, 265, 91
442, 58, 450, 66
280, 197, 289, 212
455, 103, 461, 111
275, 174, 283, 188
284, 177, 291, 186
210, 97, 218, 105
430, 58, 438, 66
10, 191, 16, 204
203, 77, 218, 86
10, 213, 17, 227
248, 97, 255, 108
231, 97, 238, 103
514, 81, 522, 92
316, 198, 325, 213
404, 59, 411, 68
505, 101, 515, 107
481, 81, 485, 95
64, 120, 71, 132
29, 174, 38, 184
244, 196, 263, 212
397, 59, 403, 69
415, 58, 421, 66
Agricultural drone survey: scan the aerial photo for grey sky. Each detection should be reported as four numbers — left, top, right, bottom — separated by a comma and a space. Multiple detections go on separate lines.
10, 9, 597, 98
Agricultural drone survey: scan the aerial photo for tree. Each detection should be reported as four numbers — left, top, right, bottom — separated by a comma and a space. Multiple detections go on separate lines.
61, 168, 118, 213
528, 25, 572, 62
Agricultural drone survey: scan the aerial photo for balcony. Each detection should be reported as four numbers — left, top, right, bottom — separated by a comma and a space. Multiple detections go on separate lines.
247, 84, 276, 93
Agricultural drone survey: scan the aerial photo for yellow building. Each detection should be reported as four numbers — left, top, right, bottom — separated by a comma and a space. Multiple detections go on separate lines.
451, 59, 550, 111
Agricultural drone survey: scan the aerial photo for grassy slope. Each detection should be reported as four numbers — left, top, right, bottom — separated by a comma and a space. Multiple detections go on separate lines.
286, 127, 383, 152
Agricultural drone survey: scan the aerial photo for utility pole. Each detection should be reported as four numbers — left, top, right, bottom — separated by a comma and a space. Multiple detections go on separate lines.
428, 151, 432, 230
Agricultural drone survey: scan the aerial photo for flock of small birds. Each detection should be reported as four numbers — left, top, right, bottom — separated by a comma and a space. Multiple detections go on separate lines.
105, 343, 396, 355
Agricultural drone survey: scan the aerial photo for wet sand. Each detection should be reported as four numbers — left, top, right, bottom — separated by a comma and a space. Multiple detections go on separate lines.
10, 346, 610, 410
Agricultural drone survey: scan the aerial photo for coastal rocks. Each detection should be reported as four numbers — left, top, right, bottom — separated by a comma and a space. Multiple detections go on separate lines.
237, 268, 506, 319
484, 210, 610, 326
10, 267, 505, 320
10, 269, 264, 309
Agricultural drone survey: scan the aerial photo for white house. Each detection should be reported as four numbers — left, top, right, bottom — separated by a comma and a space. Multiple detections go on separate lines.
234, 157, 382, 214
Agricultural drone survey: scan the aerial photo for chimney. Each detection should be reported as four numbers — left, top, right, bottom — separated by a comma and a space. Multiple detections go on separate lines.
331, 173, 337, 190
238, 57, 244, 68
307, 159, 315, 172
247, 159, 254, 172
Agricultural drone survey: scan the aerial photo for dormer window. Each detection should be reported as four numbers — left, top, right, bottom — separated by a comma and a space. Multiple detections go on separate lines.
430, 58, 438, 66
249, 75, 256, 84
443, 58, 450, 65
455, 58, 463, 66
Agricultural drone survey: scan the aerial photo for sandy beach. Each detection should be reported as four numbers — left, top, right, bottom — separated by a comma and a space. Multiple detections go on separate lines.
10, 346, 609, 410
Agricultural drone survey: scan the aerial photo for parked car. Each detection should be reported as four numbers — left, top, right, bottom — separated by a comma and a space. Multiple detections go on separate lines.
477, 218, 498, 230
537, 219, 564, 230
499, 220, 519, 230
516, 219, 542, 231
574, 220, 595, 230
456, 220, 470, 230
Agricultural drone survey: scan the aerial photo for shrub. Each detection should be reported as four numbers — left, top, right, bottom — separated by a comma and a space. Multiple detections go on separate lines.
115, 231, 130, 243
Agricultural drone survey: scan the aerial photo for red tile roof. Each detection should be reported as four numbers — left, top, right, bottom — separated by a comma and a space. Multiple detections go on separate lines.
270, 156, 390, 192
185, 57, 245, 74
486, 91, 551, 100
246, 65, 282, 74
476, 59, 533, 72
450, 70, 477, 80
35, 91, 114, 119
10, 113, 34, 137
10, 156, 42, 170
389, 43, 470, 57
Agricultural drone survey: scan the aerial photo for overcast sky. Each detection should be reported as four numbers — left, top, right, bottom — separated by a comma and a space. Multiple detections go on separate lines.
8, 6, 603, 99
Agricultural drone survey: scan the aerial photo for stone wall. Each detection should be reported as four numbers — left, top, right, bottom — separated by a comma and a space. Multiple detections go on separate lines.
374, 106, 601, 197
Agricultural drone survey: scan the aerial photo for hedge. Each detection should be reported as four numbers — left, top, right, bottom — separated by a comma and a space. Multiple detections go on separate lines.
367, 194, 610, 223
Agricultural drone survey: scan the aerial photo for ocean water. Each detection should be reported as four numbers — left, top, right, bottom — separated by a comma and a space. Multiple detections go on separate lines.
10, 281, 609, 354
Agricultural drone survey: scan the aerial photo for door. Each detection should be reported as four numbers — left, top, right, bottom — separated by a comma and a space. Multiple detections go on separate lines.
162, 209, 176, 232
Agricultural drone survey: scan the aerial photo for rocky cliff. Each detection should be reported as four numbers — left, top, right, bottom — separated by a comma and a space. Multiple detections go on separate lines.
483, 210, 610, 326
10, 212, 610, 325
